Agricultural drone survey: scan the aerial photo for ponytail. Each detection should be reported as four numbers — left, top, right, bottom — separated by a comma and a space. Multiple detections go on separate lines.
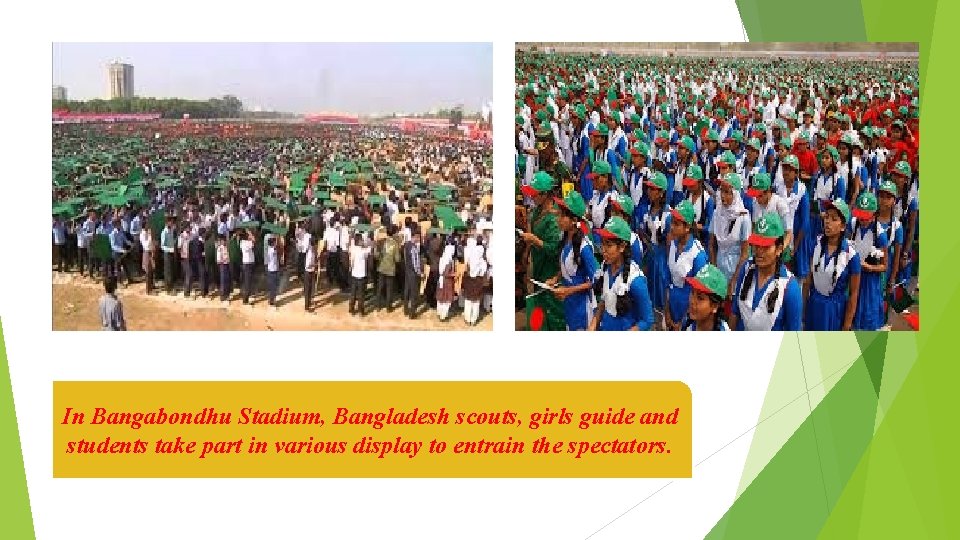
613, 246, 634, 317
571, 225, 584, 267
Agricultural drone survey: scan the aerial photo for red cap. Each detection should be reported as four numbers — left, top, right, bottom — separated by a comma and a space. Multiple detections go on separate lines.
685, 276, 713, 295
670, 208, 689, 224
747, 233, 777, 247
682, 177, 699, 188
520, 185, 538, 198
745, 187, 764, 198
852, 208, 875, 221
595, 227, 619, 240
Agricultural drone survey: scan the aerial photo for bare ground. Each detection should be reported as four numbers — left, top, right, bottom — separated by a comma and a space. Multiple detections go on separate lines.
52, 272, 491, 331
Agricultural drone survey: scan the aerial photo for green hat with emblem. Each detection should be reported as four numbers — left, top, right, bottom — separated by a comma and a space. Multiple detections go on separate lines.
781, 154, 800, 170
720, 172, 743, 190
821, 145, 840, 162
748, 211, 786, 247
686, 263, 729, 299
555, 190, 587, 218
644, 171, 668, 191
747, 172, 772, 197
590, 160, 612, 177
892, 160, 912, 177
520, 170, 556, 198
878, 179, 899, 197
747, 137, 762, 151
596, 216, 632, 243
671, 199, 696, 224
824, 198, 851, 223
679, 135, 696, 153
852, 191, 878, 220
611, 193, 635, 216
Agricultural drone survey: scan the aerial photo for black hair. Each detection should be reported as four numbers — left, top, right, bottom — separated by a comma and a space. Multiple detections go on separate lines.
607, 239, 634, 317
681, 292, 726, 331
104, 275, 117, 295
814, 228, 844, 287
739, 236, 784, 314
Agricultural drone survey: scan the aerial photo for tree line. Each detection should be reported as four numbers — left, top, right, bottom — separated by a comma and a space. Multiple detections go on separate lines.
52, 95, 245, 119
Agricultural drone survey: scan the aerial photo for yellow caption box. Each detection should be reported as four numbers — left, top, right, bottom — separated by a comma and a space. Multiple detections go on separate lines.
54, 381, 691, 478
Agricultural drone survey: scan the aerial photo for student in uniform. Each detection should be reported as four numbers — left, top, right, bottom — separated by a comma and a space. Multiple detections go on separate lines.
746, 172, 793, 251
664, 200, 707, 331
810, 145, 846, 240
77, 211, 95, 277
608, 194, 643, 268
435, 244, 457, 321
216, 234, 231, 305
545, 191, 598, 331
240, 229, 257, 305
402, 229, 424, 319
109, 217, 132, 286
625, 141, 652, 212
849, 192, 888, 330
53, 218, 67, 272
139, 225, 155, 294
518, 171, 565, 331
323, 219, 341, 287
636, 171, 672, 312
709, 172, 751, 292
804, 199, 861, 331
587, 216, 653, 331
874, 180, 904, 301
682, 164, 714, 246
263, 233, 281, 309
587, 160, 616, 232
161, 217, 177, 294
98, 276, 127, 331
776, 155, 811, 279
730, 212, 803, 331
461, 236, 488, 326
349, 232, 372, 316
303, 235, 317, 312
889, 160, 918, 286
189, 228, 207, 299
673, 136, 697, 206
681, 264, 730, 331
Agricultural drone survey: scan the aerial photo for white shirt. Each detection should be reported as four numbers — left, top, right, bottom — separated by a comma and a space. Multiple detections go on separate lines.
349, 244, 371, 278
240, 239, 255, 264
323, 226, 340, 253
139, 230, 153, 251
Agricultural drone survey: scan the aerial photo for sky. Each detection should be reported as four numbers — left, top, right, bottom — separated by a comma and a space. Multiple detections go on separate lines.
52, 43, 492, 115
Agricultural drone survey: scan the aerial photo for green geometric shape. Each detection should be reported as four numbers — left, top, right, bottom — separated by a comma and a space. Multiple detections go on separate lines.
707, 358, 879, 539
858, 332, 888, 397
736, 0, 866, 41
0, 320, 36, 538
874, 333, 919, 431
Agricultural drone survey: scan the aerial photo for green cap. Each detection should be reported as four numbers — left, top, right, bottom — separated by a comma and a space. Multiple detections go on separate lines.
596, 216, 632, 243
671, 199, 696, 225
720, 172, 743, 191
591, 160, 612, 176
781, 154, 800, 170
679, 135, 696, 153
719, 150, 737, 167
853, 191, 878, 220
824, 198, 851, 223
747, 172, 772, 196
748, 211, 786, 247
645, 171, 668, 191
779, 136, 792, 149
630, 141, 650, 157
515, 115, 525, 126
611, 193, 635, 216
597, 123, 610, 136
686, 263, 729, 299
520, 171, 556, 197
893, 160, 912, 177
684, 164, 704, 183
747, 137, 762, 152
557, 190, 587, 218
878, 179, 899, 197
728, 130, 744, 143
705, 129, 721, 142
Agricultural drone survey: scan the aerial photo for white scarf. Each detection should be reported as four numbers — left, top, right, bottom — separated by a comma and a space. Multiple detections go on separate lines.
438, 244, 456, 288
713, 191, 748, 247
465, 238, 487, 278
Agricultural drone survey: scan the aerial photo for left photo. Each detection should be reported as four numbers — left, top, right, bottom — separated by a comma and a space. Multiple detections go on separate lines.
51, 42, 493, 331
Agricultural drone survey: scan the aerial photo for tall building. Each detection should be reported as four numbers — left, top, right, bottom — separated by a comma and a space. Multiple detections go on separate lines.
52, 85, 67, 101
108, 62, 134, 99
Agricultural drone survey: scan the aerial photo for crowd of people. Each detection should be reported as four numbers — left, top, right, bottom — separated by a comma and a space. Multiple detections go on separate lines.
515, 50, 919, 331
53, 121, 493, 329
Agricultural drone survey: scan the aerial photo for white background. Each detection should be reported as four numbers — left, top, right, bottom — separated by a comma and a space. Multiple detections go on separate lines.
0, 1, 800, 538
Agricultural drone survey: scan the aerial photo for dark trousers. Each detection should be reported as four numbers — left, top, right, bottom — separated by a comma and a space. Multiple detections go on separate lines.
219, 264, 231, 301
206, 261, 218, 296
182, 258, 193, 296
194, 260, 208, 296
377, 272, 396, 310
304, 271, 316, 310
112, 252, 130, 284
163, 252, 176, 292
55, 244, 67, 271
77, 247, 88, 276
297, 252, 306, 280
242, 263, 254, 304
338, 250, 350, 289
425, 269, 439, 307
145, 263, 155, 294
403, 273, 421, 317
267, 270, 280, 305
326, 251, 338, 285
350, 276, 366, 314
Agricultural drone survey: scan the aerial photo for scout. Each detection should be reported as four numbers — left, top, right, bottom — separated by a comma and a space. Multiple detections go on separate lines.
546, 191, 598, 331
664, 200, 707, 331
804, 199, 861, 331
588, 217, 654, 331
682, 264, 730, 331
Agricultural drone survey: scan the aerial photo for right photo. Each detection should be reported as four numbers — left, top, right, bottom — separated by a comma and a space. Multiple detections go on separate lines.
515, 42, 919, 331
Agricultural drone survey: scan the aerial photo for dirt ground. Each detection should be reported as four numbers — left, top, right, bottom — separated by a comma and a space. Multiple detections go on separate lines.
53, 272, 491, 331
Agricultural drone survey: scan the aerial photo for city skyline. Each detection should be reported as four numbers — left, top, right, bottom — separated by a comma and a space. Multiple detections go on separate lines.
52, 43, 493, 114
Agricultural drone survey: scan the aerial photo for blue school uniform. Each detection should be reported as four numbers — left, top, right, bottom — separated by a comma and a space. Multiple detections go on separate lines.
637, 202, 672, 310
732, 260, 803, 331
682, 318, 730, 331
809, 171, 847, 238
559, 235, 599, 331
666, 235, 707, 324
687, 191, 715, 247
894, 179, 919, 284
597, 260, 653, 331
849, 219, 889, 331
629, 232, 644, 269
805, 236, 862, 331
625, 166, 651, 220
778, 180, 812, 278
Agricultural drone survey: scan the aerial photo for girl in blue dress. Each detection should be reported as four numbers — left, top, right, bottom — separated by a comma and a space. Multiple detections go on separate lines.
546, 191, 599, 331
875, 180, 904, 308
849, 192, 888, 330
777, 155, 812, 280
664, 200, 707, 331
681, 264, 731, 331
804, 199, 862, 331
810, 146, 847, 240
588, 216, 654, 331
729, 211, 803, 331
635, 171, 672, 312
609, 194, 644, 269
